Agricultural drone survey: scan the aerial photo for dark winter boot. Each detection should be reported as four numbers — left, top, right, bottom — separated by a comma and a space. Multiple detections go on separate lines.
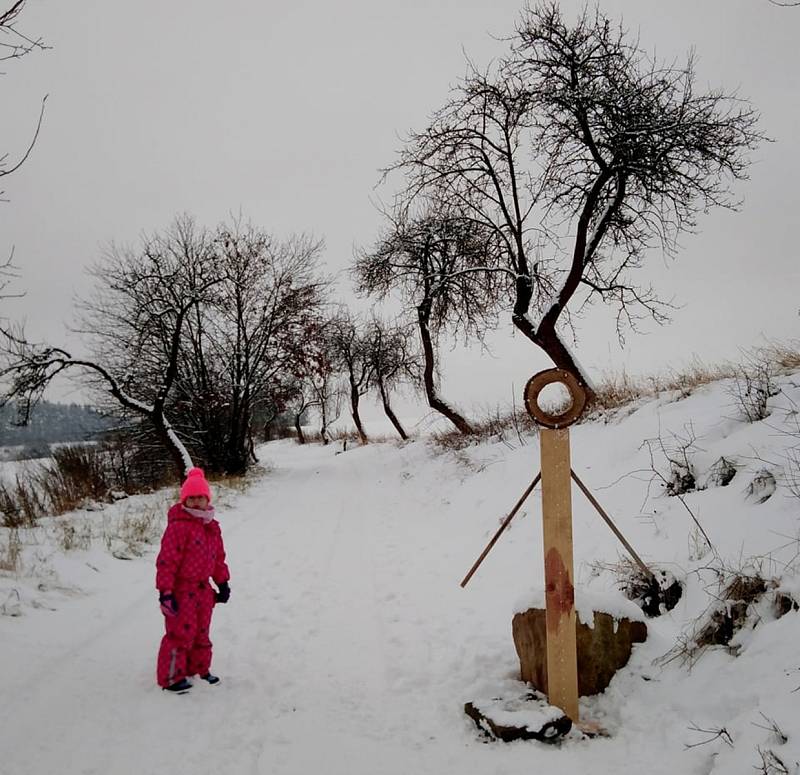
163, 678, 192, 693
200, 673, 220, 685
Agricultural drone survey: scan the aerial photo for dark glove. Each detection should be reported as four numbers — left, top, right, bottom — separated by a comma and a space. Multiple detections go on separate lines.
215, 581, 230, 604
159, 591, 178, 617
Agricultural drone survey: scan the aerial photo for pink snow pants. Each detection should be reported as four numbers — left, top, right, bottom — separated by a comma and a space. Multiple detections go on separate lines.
157, 582, 216, 687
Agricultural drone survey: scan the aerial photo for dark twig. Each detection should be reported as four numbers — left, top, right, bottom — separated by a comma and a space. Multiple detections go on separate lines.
684, 723, 734, 749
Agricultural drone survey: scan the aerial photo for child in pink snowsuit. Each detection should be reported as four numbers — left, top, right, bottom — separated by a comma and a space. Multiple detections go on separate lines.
155, 467, 230, 692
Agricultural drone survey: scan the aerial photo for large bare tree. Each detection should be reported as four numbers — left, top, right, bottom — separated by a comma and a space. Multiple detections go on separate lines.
0, 217, 221, 475
176, 223, 327, 473
390, 2, 765, 402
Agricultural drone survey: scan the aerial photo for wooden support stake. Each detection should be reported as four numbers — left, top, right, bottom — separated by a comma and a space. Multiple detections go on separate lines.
540, 428, 579, 722
570, 469, 655, 583
460, 473, 541, 588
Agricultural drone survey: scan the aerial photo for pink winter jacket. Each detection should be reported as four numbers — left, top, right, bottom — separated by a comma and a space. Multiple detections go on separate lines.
155, 504, 230, 593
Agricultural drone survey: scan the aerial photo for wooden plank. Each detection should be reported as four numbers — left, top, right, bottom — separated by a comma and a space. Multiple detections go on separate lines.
540, 427, 579, 721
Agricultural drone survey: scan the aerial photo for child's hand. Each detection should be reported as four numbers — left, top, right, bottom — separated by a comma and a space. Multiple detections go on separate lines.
159, 592, 178, 617
215, 582, 230, 604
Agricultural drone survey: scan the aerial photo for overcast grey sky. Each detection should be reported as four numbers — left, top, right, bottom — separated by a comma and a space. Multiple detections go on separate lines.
1, 1, 798, 417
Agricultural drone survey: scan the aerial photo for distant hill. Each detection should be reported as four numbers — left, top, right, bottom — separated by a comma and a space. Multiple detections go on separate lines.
0, 401, 115, 447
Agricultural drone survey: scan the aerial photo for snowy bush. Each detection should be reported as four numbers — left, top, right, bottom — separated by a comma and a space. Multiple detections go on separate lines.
38, 445, 111, 514
705, 456, 738, 488
590, 558, 683, 617
747, 470, 777, 504
55, 519, 92, 552
0, 475, 46, 527
642, 426, 700, 497
728, 360, 780, 423
0, 439, 180, 529
659, 565, 784, 668
102, 506, 162, 559
665, 460, 697, 496
0, 527, 22, 573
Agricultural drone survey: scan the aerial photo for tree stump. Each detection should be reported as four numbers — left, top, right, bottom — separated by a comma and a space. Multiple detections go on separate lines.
512, 608, 647, 697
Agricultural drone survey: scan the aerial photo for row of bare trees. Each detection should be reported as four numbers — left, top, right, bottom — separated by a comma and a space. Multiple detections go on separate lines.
275, 309, 421, 447
0, 1, 770, 466
0, 215, 423, 477
321, 312, 420, 444
0, 2, 427, 478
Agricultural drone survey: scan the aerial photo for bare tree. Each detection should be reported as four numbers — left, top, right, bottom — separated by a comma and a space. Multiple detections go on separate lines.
285, 322, 342, 446
0, 217, 222, 476
308, 365, 343, 446
364, 316, 422, 441
354, 202, 502, 433
286, 379, 313, 445
0, 331, 198, 479
328, 310, 371, 443
390, 2, 765, 402
1, 1, 48, 203
176, 223, 327, 473
0, 213, 329, 474
256, 375, 306, 442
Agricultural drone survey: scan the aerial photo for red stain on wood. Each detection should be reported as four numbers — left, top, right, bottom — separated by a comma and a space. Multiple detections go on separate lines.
545, 547, 574, 632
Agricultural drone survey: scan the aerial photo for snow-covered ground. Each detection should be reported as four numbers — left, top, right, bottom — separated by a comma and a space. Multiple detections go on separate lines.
2, 373, 800, 774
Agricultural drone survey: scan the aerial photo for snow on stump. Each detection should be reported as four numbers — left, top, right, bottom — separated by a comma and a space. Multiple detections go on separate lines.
464, 689, 572, 743
512, 607, 647, 697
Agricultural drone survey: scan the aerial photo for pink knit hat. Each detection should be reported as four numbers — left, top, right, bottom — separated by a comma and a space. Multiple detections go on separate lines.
180, 467, 212, 503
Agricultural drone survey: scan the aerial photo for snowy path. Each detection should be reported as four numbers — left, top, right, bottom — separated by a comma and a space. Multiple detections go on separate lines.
2, 442, 490, 775
4, 419, 799, 774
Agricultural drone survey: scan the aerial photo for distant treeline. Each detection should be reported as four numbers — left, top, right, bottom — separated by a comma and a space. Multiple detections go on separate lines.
0, 402, 115, 447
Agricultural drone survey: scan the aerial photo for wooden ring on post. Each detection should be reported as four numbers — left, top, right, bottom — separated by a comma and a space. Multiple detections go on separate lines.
524, 368, 587, 429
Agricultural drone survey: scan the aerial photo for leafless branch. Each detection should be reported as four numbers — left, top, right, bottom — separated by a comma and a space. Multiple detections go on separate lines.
684, 722, 734, 749
0, 1, 49, 63
640, 427, 718, 558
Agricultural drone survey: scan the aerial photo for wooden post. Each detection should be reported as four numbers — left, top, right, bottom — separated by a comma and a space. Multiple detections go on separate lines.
540, 427, 579, 722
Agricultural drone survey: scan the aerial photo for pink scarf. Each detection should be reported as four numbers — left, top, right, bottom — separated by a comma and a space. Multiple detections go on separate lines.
183, 505, 216, 523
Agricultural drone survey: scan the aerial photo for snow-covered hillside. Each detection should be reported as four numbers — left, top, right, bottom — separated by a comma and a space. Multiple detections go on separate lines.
2, 372, 799, 774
